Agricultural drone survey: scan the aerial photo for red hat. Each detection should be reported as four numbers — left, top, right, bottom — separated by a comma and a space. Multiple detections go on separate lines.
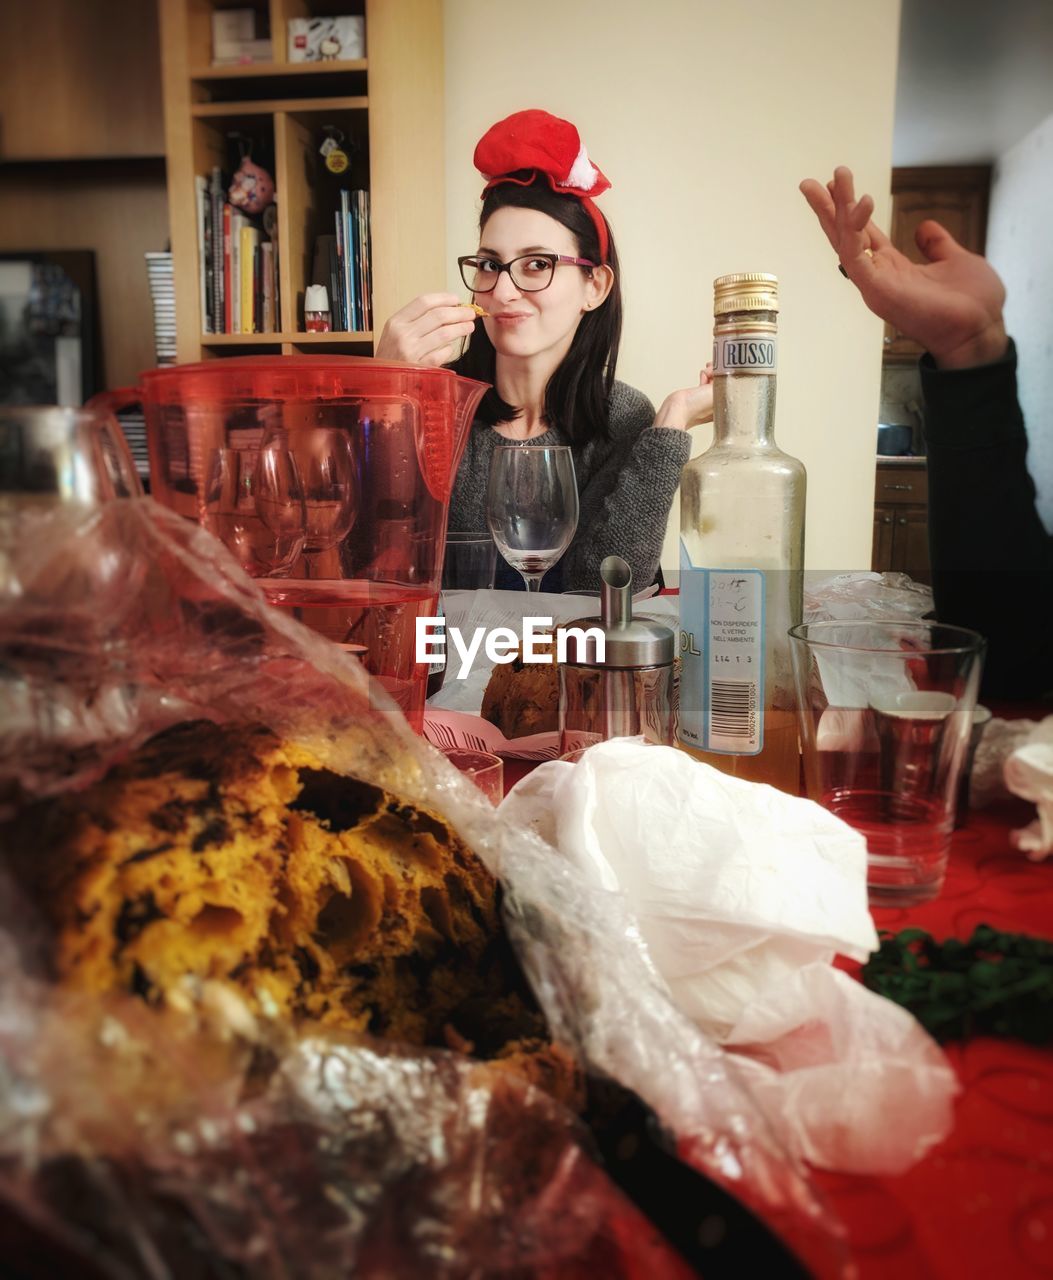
473, 109, 611, 263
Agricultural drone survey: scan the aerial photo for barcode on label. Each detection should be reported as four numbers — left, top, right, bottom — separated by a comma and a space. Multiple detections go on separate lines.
709, 680, 757, 742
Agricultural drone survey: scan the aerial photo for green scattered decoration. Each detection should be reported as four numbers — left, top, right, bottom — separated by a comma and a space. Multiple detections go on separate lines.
862, 924, 1053, 1045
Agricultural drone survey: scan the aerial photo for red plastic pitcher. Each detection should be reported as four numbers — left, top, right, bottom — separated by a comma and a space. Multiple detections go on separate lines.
90, 357, 488, 731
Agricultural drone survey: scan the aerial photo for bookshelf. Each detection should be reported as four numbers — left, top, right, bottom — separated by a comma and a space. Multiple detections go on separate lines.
158, 0, 445, 361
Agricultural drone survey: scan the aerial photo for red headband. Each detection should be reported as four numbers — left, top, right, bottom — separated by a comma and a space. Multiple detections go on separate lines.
474, 109, 611, 265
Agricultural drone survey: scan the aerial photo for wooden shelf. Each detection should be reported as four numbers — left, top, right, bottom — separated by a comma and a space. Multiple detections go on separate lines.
190, 60, 367, 80
285, 330, 374, 343
191, 95, 367, 117
160, 0, 445, 364
202, 331, 373, 344
200, 333, 283, 345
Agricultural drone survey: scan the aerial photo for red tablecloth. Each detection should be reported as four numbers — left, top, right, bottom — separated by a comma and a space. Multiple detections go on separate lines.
502, 748, 1053, 1278
814, 796, 1053, 1280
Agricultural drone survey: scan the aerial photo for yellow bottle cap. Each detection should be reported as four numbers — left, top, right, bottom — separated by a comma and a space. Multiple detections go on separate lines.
713, 272, 779, 315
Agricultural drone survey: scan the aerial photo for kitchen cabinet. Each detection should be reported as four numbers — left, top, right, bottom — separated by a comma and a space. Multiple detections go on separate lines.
883, 166, 990, 362
872, 461, 930, 584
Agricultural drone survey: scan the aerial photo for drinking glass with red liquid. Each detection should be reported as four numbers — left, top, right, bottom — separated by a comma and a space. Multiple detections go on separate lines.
789, 620, 985, 906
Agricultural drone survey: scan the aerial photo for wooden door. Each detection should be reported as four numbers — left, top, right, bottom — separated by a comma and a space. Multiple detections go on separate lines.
872, 508, 895, 573
893, 508, 931, 584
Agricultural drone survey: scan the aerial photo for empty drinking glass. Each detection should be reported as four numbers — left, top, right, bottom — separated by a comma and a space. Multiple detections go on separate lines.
485, 444, 578, 592
261, 426, 357, 574
442, 531, 498, 590
202, 447, 305, 576
442, 747, 504, 804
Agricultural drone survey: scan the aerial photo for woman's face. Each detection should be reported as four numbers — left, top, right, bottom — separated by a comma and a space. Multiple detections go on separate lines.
474, 205, 610, 366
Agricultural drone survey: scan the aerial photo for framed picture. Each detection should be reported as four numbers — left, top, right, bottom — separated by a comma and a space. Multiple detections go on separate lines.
0, 250, 99, 407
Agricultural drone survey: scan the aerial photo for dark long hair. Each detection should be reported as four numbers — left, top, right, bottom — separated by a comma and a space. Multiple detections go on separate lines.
449, 175, 622, 446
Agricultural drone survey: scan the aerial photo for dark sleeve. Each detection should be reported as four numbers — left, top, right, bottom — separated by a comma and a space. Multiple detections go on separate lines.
921, 339, 1053, 700
560, 387, 691, 593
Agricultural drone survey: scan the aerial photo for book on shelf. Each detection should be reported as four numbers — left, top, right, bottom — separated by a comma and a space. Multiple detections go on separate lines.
339, 189, 357, 331
357, 189, 372, 331
208, 167, 225, 333
222, 204, 233, 333
253, 243, 262, 334
194, 168, 278, 336
332, 214, 344, 329
230, 209, 246, 334
330, 238, 342, 332
327, 188, 372, 333
195, 175, 211, 333
273, 232, 281, 330
261, 241, 275, 332
239, 222, 259, 334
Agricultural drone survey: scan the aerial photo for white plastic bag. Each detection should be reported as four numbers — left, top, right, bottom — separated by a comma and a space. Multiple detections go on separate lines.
502, 739, 959, 1175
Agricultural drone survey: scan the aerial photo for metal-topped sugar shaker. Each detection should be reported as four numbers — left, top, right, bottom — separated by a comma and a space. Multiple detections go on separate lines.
558, 555, 676, 755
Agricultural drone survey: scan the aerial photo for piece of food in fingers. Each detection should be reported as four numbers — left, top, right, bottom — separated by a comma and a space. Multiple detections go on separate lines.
468, 302, 490, 317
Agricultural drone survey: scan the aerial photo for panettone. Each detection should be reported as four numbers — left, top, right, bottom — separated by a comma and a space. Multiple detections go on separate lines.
1, 721, 557, 1060
481, 655, 560, 739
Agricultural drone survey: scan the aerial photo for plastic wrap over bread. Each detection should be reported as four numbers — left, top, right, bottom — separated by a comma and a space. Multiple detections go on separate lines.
0, 497, 845, 1275
804, 570, 933, 623
0, 929, 703, 1279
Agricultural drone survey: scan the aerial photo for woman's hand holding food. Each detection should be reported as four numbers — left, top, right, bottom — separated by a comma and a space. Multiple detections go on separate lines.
653, 364, 715, 431
374, 293, 481, 366
800, 166, 1008, 370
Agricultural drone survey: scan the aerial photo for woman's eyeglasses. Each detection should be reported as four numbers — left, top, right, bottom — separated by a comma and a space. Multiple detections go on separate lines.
457, 253, 596, 294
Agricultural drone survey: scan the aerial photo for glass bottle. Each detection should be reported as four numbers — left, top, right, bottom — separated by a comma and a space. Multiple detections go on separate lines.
678, 273, 806, 792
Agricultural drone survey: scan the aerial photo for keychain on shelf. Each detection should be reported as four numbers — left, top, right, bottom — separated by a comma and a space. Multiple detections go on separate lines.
227, 133, 275, 215
319, 126, 350, 175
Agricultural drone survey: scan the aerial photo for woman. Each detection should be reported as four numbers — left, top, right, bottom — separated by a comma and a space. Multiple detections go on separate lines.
375, 109, 713, 592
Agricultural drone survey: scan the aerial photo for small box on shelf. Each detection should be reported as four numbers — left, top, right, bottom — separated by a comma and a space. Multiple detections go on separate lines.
211, 7, 273, 65
304, 284, 331, 332
288, 16, 365, 63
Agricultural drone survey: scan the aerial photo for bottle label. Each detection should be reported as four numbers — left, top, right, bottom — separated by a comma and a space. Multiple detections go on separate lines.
678, 559, 765, 755
712, 330, 778, 375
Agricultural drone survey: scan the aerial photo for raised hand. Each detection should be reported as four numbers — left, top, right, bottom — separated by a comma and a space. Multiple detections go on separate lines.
374, 292, 479, 366
799, 166, 1008, 369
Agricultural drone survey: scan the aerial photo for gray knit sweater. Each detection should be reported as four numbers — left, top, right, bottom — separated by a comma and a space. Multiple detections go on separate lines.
449, 380, 692, 592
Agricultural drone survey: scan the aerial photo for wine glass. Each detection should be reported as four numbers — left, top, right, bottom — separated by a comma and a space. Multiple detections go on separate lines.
485, 444, 578, 592
262, 426, 357, 575
202, 446, 305, 576
0, 405, 143, 502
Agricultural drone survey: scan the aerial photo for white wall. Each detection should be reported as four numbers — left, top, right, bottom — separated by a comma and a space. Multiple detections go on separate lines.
443, 0, 902, 573
986, 111, 1053, 532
